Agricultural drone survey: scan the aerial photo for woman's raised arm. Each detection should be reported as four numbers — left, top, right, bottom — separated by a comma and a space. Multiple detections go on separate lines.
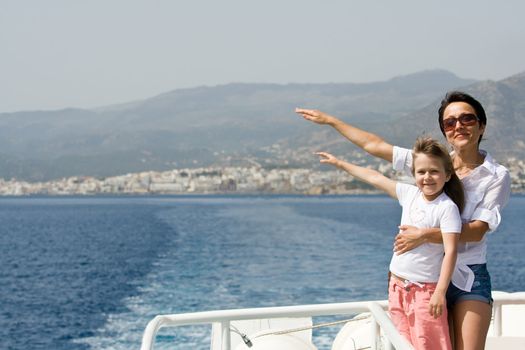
295, 108, 394, 162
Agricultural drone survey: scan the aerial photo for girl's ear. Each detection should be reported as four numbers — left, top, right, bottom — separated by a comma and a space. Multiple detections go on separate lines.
445, 173, 451, 182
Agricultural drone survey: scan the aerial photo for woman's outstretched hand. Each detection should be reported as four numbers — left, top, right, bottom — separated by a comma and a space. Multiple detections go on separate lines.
394, 225, 425, 255
295, 108, 335, 125
315, 152, 340, 167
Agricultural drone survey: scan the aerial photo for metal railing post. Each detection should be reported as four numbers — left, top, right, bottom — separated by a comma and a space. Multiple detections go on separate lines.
371, 318, 379, 350
221, 320, 231, 350
384, 338, 394, 350
493, 302, 502, 336
368, 302, 414, 350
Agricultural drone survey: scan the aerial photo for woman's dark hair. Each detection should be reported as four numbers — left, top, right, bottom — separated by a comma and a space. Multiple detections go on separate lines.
438, 91, 487, 145
412, 136, 465, 213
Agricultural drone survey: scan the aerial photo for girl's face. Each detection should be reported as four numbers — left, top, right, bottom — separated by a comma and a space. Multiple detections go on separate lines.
443, 102, 485, 151
413, 153, 450, 201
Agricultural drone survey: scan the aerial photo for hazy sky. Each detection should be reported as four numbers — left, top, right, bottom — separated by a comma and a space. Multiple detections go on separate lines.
1, 0, 524, 113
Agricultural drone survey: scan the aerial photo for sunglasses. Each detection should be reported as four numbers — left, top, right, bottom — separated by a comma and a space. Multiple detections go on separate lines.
442, 113, 479, 131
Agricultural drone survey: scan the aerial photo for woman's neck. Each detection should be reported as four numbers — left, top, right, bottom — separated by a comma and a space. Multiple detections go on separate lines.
452, 146, 484, 177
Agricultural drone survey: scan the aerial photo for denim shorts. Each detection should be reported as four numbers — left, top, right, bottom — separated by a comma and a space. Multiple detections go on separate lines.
447, 263, 493, 309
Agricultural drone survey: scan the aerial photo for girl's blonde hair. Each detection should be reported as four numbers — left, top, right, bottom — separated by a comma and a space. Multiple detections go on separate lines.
411, 136, 465, 213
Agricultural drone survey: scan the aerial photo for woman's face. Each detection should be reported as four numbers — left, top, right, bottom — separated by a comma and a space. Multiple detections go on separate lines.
442, 102, 485, 151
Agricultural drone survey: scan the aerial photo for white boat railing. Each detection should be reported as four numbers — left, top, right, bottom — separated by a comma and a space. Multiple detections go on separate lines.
491, 291, 525, 336
141, 291, 525, 350
140, 299, 414, 350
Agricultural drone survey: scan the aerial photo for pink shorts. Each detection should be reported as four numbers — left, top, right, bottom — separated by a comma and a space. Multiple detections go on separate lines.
388, 278, 452, 350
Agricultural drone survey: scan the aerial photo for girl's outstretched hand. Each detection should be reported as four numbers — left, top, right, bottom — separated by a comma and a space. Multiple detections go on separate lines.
315, 152, 340, 167
295, 108, 334, 125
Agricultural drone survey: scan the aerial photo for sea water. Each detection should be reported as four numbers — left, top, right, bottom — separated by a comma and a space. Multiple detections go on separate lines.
1, 195, 524, 350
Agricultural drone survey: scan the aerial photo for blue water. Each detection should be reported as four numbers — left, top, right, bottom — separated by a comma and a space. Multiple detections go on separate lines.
1, 195, 524, 350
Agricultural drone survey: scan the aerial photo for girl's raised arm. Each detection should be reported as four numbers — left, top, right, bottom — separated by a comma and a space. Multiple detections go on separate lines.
316, 152, 397, 198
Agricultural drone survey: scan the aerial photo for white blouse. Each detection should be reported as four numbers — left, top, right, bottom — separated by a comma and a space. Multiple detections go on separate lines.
393, 146, 511, 290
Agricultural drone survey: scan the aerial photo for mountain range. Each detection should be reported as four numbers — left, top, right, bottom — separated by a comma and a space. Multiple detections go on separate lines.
1, 69, 523, 181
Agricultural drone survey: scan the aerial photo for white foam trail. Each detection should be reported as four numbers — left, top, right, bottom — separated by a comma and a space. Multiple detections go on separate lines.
73, 198, 384, 349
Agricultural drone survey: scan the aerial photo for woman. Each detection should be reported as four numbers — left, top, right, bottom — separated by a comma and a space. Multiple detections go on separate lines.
295, 91, 511, 350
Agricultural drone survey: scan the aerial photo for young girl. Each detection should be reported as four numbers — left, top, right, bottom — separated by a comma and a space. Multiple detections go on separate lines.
316, 137, 464, 350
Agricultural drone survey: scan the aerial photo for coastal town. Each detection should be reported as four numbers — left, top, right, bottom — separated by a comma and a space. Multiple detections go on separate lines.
1, 158, 524, 196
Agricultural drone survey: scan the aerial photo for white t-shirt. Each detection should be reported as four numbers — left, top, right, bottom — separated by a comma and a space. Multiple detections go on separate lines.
390, 183, 463, 286
393, 147, 511, 291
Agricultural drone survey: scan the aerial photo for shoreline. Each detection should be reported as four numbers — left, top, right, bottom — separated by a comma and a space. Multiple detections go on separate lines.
2, 165, 524, 196
1, 192, 524, 199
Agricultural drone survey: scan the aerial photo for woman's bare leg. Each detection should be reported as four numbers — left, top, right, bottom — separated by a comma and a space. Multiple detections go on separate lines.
448, 313, 455, 349
452, 300, 492, 350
